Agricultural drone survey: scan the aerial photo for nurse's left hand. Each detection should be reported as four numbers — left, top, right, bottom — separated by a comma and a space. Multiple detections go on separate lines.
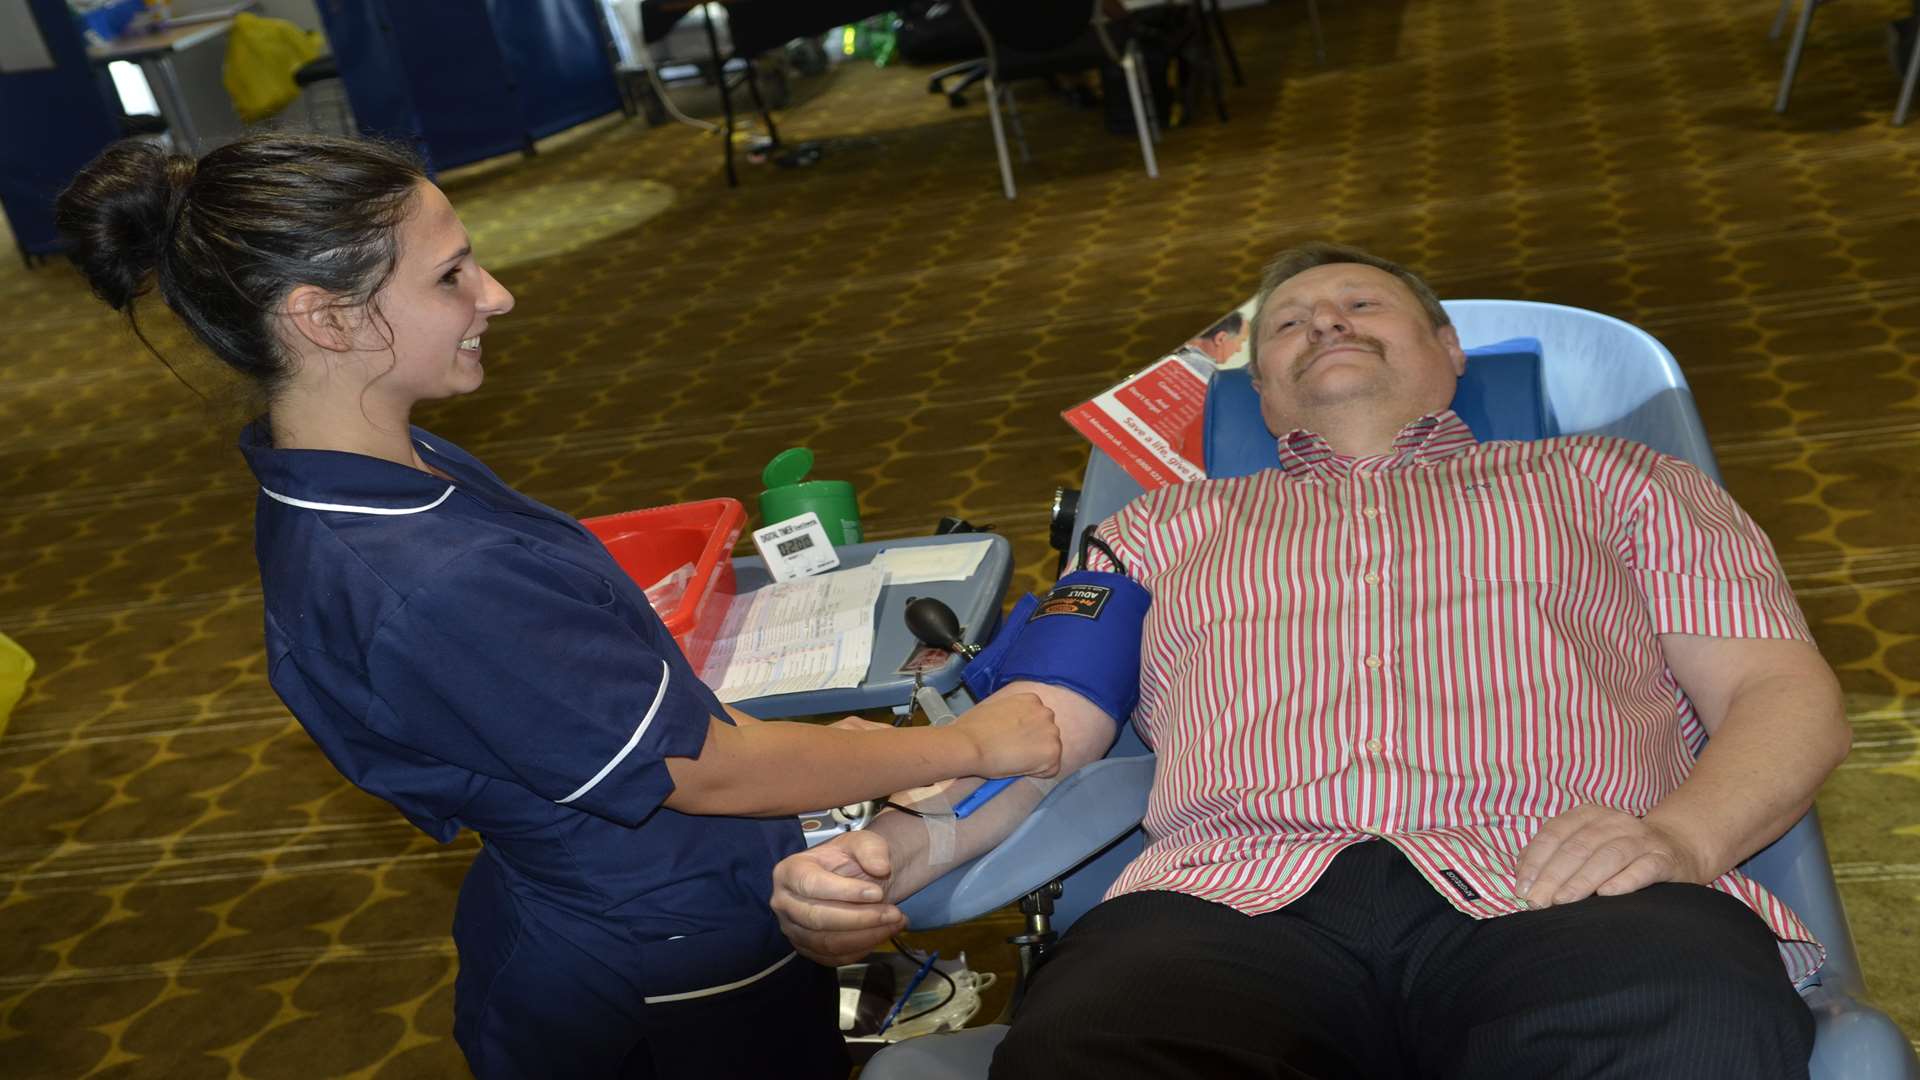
771, 831, 905, 967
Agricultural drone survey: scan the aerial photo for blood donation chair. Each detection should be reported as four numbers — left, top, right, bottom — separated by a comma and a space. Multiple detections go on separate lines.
862, 300, 1920, 1079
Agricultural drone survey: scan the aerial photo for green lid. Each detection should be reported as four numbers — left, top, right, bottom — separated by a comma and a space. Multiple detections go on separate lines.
762, 447, 815, 489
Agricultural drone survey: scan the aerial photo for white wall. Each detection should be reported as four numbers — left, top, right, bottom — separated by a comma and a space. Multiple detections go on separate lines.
251, 0, 323, 33
171, 0, 322, 31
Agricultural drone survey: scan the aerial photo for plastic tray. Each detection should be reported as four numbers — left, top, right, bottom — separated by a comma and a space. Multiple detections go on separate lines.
581, 498, 745, 673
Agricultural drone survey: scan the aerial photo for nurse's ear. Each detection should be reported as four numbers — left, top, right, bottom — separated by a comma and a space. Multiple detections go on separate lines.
279, 284, 360, 356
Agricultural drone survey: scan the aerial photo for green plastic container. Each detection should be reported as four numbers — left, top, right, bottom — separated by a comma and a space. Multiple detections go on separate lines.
758, 447, 863, 546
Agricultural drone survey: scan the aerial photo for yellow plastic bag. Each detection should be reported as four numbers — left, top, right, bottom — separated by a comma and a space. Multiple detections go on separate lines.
0, 632, 32, 739
223, 12, 326, 123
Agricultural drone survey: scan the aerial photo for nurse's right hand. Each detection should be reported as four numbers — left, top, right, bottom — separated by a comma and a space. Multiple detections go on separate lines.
771, 831, 905, 967
959, 691, 1062, 779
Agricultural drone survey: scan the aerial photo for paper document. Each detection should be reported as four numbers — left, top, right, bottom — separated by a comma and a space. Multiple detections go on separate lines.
1062, 354, 1212, 491
871, 539, 993, 586
701, 565, 885, 702
1060, 298, 1256, 492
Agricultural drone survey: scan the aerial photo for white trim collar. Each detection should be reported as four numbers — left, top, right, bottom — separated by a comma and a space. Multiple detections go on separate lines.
260, 484, 455, 516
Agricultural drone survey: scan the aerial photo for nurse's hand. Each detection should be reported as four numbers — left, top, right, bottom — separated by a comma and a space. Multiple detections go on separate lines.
771, 831, 906, 967
960, 691, 1063, 779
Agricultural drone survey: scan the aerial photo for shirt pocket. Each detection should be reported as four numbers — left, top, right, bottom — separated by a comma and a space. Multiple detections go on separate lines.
538, 545, 621, 608
1453, 488, 1586, 583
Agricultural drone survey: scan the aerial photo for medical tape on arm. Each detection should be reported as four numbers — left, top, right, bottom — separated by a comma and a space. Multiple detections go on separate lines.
889, 775, 1060, 872
890, 781, 961, 870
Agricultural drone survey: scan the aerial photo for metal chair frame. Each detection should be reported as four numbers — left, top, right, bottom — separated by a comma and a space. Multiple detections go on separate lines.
1772, 0, 1920, 126
959, 0, 1158, 200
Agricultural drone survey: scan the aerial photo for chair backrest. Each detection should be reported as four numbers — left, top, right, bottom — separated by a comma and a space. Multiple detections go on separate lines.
1202, 338, 1556, 478
961, 0, 1096, 54
1071, 299, 1720, 539
726, 0, 886, 58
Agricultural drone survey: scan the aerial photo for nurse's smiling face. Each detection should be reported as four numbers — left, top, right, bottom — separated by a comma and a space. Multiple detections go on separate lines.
356, 181, 515, 405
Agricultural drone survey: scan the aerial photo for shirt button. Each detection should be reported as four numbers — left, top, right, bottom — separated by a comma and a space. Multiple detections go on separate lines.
1361, 507, 1381, 519
1363, 572, 1381, 585
1364, 655, 1383, 669
1365, 738, 1383, 753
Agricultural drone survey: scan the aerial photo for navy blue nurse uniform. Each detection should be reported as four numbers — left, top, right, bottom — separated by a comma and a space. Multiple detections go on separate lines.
239, 422, 849, 1080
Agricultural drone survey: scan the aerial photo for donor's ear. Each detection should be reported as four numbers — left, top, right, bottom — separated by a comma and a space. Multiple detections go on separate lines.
1437, 324, 1467, 376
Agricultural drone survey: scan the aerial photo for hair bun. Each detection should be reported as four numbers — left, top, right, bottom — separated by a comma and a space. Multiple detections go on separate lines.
55, 141, 198, 311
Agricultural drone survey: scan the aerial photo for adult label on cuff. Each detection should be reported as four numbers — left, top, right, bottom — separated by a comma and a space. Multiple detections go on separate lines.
753, 512, 840, 582
1030, 583, 1111, 620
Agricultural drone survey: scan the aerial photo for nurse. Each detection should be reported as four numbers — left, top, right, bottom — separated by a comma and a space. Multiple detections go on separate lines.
56, 134, 1060, 1079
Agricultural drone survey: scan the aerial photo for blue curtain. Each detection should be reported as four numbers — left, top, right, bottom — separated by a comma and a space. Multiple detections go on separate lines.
315, 0, 618, 174
489, 0, 621, 143
383, 0, 527, 169
0, 0, 124, 257
312, 0, 429, 162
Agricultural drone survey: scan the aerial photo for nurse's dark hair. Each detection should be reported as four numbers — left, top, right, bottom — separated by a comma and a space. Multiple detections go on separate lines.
55, 133, 426, 396
1247, 243, 1449, 377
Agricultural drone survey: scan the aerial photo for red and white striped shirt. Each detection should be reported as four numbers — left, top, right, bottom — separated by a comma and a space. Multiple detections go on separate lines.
1088, 410, 1823, 983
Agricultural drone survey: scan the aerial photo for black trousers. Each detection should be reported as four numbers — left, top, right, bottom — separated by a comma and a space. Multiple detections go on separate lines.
994, 840, 1813, 1079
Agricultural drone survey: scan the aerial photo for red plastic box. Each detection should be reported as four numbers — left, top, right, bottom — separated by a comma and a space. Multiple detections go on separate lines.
581, 498, 746, 674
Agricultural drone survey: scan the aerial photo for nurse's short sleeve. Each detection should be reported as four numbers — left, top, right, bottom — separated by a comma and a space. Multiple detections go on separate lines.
365, 543, 712, 826
1626, 456, 1812, 642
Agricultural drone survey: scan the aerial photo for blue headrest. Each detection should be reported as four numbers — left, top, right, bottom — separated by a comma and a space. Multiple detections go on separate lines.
1202, 339, 1557, 479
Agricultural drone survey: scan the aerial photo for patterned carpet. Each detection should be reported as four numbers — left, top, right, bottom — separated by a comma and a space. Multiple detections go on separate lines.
3, 0, 1918, 1074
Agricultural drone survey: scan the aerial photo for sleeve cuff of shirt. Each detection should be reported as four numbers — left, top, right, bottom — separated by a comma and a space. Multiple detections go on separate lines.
1642, 575, 1812, 640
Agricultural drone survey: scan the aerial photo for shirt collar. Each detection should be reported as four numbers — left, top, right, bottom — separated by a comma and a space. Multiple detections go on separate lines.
1275, 409, 1478, 478
238, 419, 455, 516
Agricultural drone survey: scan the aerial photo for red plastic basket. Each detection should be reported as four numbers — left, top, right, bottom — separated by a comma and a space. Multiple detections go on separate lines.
580, 498, 746, 674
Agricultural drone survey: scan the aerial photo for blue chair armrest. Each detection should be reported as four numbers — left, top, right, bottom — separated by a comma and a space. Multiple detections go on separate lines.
1805, 984, 1920, 1078
1740, 811, 1868, 998
862, 1024, 1010, 1080
898, 754, 1155, 930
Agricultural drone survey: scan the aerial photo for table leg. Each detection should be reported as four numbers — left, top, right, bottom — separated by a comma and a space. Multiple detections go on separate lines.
743, 59, 781, 148
1207, 0, 1246, 85
144, 54, 202, 154
699, 6, 738, 187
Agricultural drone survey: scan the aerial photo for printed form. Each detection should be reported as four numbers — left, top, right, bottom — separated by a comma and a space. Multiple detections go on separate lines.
870, 539, 993, 585
702, 565, 884, 702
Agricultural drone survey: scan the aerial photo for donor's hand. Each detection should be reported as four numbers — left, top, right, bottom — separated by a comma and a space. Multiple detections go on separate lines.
770, 831, 905, 967
1515, 804, 1708, 909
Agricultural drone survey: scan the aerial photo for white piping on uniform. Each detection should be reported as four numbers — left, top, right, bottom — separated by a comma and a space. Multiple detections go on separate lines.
643, 951, 797, 1005
559, 659, 671, 805
261, 485, 455, 516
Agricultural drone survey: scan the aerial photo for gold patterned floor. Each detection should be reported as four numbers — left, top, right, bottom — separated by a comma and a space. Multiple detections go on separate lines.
4, 0, 1919, 1075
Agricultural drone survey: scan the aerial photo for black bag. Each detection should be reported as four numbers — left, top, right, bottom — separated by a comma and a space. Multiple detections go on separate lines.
895, 1, 983, 65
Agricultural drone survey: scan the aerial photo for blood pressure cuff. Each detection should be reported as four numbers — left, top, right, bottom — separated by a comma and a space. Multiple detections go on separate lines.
961, 570, 1149, 725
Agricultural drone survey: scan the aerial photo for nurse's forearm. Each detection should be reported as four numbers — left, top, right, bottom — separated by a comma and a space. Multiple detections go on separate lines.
661, 690, 1059, 817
